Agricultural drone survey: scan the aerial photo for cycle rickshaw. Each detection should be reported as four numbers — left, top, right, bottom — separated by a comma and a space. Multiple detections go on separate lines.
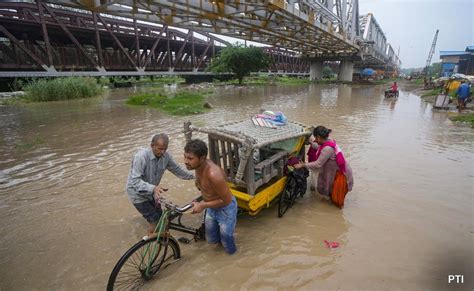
384, 89, 399, 98
184, 116, 312, 217
107, 116, 312, 290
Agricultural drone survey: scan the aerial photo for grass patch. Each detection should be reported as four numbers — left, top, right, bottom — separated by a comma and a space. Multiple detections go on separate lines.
127, 90, 206, 115
316, 79, 353, 85
214, 75, 311, 85
421, 89, 441, 97
349, 78, 399, 86
213, 76, 265, 85
273, 76, 312, 84
371, 78, 398, 85
22, 77, 102, 102
413, 78, 424, 86
449, 113, 474, 128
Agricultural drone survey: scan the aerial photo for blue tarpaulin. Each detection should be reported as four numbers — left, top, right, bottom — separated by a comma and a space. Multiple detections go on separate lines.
360, 68, 376, 76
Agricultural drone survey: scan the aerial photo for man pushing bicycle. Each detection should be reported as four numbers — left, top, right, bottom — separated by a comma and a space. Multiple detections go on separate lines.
125, 133, 194, 236
184, 139, 238, 255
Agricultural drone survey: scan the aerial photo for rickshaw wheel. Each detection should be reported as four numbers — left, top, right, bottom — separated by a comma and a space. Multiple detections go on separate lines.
278, 177, 297, 217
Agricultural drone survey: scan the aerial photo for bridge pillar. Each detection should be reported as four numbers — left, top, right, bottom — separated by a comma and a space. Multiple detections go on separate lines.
338, 60, 354, 81
309, 61, 324, 80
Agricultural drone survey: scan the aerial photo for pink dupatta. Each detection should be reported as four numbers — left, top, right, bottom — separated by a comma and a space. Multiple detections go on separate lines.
313, 140, 347, 174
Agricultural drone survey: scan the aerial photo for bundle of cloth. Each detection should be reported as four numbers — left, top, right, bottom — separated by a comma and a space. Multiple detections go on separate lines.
252, 111, 288, 128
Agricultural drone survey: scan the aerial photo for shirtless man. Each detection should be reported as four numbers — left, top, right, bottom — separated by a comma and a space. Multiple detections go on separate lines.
184, 139, 237, 254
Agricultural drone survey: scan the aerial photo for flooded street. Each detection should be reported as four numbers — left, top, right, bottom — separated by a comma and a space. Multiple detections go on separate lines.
0, 82, 472, 290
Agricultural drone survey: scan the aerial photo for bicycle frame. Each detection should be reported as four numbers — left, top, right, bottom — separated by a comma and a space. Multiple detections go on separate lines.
160, 196, 206, 241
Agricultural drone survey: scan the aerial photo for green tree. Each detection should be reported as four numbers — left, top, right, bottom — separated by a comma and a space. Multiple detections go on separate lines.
208, 45, 271, 84
429, 62, 442, 77
322, 66, 333, 78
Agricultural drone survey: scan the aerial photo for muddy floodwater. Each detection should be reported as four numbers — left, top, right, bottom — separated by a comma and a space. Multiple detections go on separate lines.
0, 82, 472, 290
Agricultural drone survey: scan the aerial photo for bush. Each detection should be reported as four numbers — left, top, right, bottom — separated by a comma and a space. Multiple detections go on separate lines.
23, 77, 102, 102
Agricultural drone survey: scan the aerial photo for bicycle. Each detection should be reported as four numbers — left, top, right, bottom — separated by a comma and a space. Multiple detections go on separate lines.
107, 196, 205, 291
278, 167, 309, 217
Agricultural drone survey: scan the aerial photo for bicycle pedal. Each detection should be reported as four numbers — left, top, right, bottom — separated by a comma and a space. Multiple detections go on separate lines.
178, 237, 191, 244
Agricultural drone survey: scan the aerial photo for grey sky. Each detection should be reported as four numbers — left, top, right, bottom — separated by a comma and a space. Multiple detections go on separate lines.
359, 0, 474, 68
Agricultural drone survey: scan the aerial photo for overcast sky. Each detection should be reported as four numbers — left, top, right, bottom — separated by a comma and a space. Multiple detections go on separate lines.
359, 0, 474, 68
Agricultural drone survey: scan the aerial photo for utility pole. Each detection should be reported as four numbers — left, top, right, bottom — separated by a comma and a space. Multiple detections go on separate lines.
424, 29, 439, 76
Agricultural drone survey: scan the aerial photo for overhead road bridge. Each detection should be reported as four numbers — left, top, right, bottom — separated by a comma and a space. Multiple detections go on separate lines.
0, 0, 400, 80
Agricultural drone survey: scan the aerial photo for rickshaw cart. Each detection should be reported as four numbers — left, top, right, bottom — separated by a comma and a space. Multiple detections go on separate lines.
184, 119, 312, 215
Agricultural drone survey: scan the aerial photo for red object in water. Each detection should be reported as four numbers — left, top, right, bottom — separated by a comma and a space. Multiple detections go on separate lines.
324, 240, 340, 249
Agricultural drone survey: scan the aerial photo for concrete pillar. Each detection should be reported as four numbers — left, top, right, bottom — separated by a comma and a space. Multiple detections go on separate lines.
309, 60, 324, 80
338, 60, 354, 81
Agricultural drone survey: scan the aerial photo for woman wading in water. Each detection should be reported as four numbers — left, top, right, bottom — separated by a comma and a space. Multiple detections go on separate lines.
295, 126, 354, 208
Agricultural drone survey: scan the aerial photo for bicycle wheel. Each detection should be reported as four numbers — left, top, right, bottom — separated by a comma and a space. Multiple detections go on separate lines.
107, 236, 181, 291
278, 177, 296, 218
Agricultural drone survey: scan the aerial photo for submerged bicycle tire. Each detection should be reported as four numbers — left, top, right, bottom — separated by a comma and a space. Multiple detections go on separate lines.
278, 177, 297, 217
107, 236, 181, 291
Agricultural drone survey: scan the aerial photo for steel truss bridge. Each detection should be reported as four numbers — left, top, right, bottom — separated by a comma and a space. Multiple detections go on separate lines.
0, 0, 401, 80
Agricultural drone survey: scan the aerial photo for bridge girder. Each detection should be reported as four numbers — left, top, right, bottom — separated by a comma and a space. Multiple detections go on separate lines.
357, 13, 400, 69
0, 1, 401, 76
0, 2, 310, 76
48, 0, 360, 57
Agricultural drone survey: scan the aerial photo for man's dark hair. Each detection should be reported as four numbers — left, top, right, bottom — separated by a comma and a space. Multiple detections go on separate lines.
185, 139, 208, 158
151, 133, 169, 145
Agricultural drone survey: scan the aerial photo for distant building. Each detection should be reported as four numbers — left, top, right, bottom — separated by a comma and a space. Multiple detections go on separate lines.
439, 46, 474, 76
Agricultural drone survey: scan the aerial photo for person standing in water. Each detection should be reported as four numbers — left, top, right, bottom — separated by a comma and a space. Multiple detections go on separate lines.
184, 139, 238, 254
125, 134, 194, 236
295, 126, 354, 208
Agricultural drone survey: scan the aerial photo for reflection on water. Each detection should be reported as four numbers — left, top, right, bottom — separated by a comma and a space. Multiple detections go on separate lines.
0, 83, 472, 290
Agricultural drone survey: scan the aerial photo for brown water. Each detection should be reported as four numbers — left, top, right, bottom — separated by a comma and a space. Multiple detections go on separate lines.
0, 82, 472, 290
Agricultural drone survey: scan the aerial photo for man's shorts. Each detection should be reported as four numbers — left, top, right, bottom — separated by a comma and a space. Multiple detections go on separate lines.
133, 199, 162, 224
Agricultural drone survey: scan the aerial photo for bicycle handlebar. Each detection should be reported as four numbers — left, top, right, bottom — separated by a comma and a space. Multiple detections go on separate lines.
138, 190, 203, 213
158, 196, 203, 213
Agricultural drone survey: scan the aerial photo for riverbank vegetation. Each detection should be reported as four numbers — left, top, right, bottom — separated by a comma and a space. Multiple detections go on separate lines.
421, 89, 441, 98
214, 75, 312, 85
127, 90, 206, 115
408, 80, 474, 127
101, 76, 185, 87
412, 78, 425, 86
22, 77, 103, 102
449, 114, 474, 128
